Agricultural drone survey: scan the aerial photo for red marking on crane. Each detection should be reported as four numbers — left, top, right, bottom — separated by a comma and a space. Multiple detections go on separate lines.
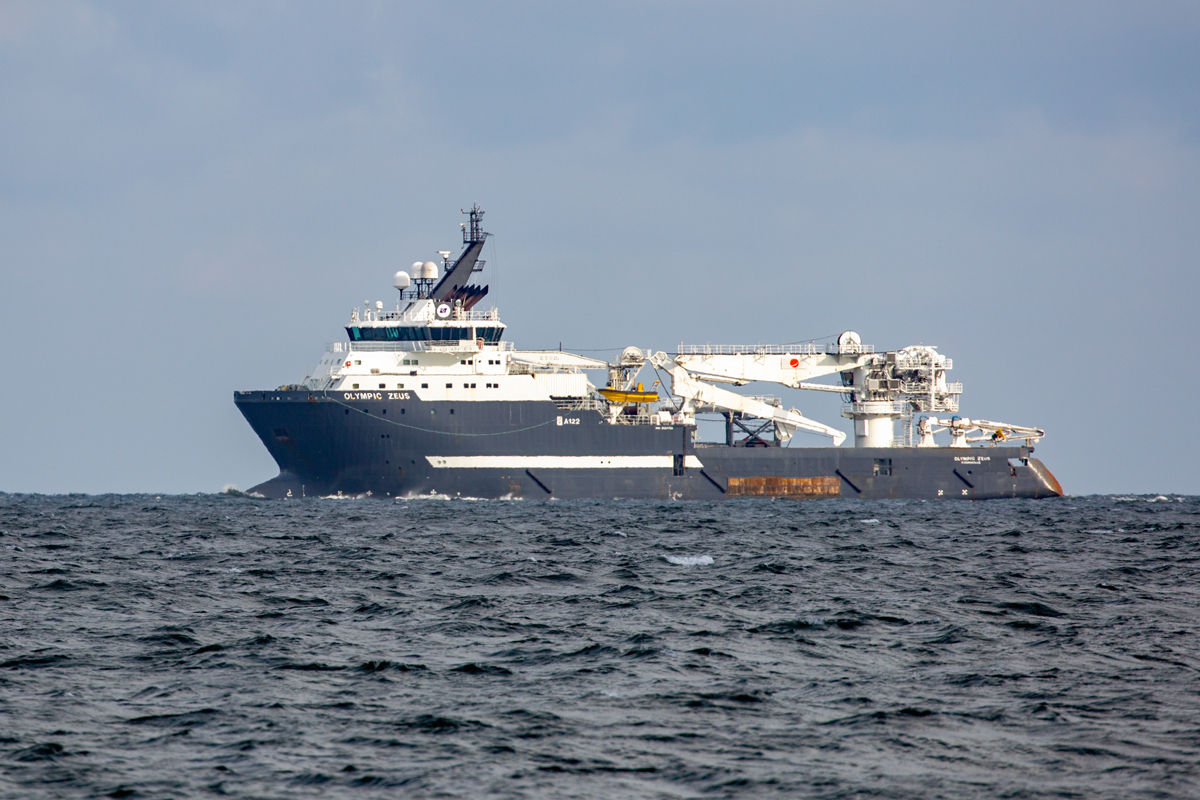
789, 358, 800, 368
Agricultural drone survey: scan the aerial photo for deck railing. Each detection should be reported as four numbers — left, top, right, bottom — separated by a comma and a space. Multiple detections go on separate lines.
676, 343, 873, 356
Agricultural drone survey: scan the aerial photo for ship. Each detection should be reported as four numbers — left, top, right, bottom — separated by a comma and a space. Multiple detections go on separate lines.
234, 206, 1063, 501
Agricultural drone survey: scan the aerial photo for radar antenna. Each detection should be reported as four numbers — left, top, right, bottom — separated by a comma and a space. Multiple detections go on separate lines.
463, 203, 486, 244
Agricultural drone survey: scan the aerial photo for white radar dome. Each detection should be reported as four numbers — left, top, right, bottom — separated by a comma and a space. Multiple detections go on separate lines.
393, 271, 411, 290
421, 261, 439, 279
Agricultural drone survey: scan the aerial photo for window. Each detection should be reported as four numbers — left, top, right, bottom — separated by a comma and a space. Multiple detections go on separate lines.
352, 383, 359, 389
446, 383, 453, 388
463, 383, 469, 388
492, 383, 499, 388
476, 327, 504, 343
378, 383, 385, 389
397, 384, 404, 389
421, 383, 428, 388
354, 360, 361, 365
470, 383, 476, 388
401, 408, 405, 414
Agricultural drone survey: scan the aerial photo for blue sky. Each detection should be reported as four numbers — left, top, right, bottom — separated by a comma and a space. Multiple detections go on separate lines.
2, 1, 1198, 494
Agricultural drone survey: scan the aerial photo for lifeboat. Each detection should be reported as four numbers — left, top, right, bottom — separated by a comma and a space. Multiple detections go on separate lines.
598, 382, 659, 404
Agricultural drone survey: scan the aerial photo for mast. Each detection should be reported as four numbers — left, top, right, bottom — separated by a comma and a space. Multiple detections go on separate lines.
431, 203, 490, 310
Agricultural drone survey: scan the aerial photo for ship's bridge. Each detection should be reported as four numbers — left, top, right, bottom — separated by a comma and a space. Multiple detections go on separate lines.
347, 322, 506, 343
346, 299, 506, 344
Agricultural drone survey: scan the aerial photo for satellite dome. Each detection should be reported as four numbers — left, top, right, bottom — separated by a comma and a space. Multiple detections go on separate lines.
393, 271, 411, 290
421, 261, 439, 280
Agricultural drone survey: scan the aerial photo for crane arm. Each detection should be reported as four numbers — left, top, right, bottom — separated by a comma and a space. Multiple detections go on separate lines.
934, 417, 1044, 445
673, 352, 870, 387
657, 358, 847, 445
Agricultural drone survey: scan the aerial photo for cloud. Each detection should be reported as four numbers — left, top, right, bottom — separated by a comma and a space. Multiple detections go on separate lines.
0, 1, 1196, 493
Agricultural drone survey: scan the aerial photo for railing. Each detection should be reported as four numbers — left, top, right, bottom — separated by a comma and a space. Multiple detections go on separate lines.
842, 401, 911, 416
677, 343, 827, 356
609, 411, 657, 425
551, 397, 604, 411
897, 380, 963, 396
327, 341, 515, 353
895, 354, 952, 370
453, 308, 501, 321
364, 308, 502, 323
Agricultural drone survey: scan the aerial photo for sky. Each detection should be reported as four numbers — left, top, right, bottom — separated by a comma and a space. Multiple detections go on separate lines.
1, 1, 1198, 495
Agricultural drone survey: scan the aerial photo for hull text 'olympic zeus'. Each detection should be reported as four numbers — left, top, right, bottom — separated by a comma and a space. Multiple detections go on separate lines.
235, 206, 1063, 500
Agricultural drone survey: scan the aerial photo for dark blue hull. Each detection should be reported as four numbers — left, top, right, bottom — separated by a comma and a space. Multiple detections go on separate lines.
234, 390, 1063, 500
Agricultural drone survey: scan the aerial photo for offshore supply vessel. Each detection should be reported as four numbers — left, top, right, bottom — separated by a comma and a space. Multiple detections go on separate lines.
235, 206, 1062, 500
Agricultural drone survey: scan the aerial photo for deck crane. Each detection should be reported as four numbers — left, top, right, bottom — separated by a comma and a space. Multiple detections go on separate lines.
640, 331, 1042, 449
649, 351, 848, 445
917, 416, 1045, 448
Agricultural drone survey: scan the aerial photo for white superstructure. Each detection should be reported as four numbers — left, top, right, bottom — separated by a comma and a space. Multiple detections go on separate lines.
287, 203, 1043, 450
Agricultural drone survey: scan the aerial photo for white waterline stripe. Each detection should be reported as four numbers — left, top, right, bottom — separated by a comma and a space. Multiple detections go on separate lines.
425, 455, 705, 469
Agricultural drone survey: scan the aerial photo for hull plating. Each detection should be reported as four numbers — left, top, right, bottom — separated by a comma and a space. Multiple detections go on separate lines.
235, 390, 1062, 501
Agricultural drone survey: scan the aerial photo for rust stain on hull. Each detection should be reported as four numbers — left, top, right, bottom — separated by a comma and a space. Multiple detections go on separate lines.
727, 476, 841, 498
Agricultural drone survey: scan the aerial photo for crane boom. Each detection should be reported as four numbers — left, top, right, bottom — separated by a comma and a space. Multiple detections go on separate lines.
651, 352, 847, 445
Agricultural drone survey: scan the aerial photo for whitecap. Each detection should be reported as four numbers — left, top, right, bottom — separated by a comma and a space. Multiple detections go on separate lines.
860, 519, 881, 525
665, 555, 714, 566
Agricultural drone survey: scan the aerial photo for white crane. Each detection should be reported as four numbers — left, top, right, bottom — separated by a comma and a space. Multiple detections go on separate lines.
918, 416, 1044, 448
611, 331, 1047, 449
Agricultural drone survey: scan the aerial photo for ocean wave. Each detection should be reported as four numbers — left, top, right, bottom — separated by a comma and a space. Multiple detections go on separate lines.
665, 555, 714, 566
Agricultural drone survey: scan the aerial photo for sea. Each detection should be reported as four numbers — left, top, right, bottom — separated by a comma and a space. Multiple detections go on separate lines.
1, 493, 1198, 799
